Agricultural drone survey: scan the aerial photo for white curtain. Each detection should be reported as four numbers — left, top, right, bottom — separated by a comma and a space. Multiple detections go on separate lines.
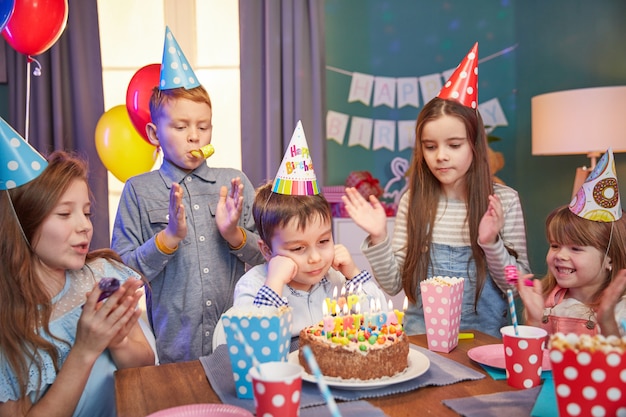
239, 0, 327, 188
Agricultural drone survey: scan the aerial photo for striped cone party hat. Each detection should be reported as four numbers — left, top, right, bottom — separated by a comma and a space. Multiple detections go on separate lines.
272, 120, 319, 195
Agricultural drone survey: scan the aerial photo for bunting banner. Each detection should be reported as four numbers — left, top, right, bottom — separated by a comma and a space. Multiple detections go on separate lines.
327, 97, 507, 152
326, 44, 516, 151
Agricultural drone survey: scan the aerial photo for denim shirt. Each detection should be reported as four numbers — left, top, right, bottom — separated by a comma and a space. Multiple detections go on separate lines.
111, 160, 265, 363
402, 242, 508, 338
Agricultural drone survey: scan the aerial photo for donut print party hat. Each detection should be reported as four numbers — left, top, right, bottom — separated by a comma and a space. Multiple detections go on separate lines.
569, 148, 622, 222
272, 120, 320, 195
437, 42, 479, 109
159, 26, 200, 90
0, 117, 48, 190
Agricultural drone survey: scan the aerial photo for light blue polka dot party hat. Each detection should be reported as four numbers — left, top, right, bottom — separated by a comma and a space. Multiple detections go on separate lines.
0, 117, 48, 190
159, 26, 200, 90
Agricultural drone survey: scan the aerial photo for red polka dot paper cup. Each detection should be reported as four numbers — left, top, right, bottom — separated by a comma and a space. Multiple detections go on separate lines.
250, 362, 302, 417
500, 325, 548, 389
549, 334, 626, 417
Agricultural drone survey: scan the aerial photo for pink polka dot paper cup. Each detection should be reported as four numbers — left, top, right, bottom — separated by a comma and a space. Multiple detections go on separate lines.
500, 325, 548, 389
250, 361, 303, 417
420, 276, 465, 353
549, 333, 626, 417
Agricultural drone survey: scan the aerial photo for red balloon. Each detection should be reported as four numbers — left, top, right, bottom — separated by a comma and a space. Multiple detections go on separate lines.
2, 0, 68, 56
126, 63, 160, 143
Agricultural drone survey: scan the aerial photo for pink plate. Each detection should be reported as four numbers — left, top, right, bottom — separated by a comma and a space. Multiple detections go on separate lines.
146, 404, 253, 417
467, 343, 552, 371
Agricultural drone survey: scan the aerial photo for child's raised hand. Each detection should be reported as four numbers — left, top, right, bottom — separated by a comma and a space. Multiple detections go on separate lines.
332, 244, 360, 279
596, 269, 626, 336
265, 255, 298, 293
76, 279, 144, 359
517, 273, 544, 327
163, 182, 187, 244
342, 187, 388, 245
478, 194, 505, 245
216, 177, 245, 244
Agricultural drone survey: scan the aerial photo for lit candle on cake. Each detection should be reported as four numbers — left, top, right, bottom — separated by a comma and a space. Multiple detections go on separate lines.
325, 287, 338, 316
353, 302, 363, 328
342, 304, 354, 330
394, 296, 408, 326
337, 286, 347, 311
373, 298, 386, 328
347, 283, 359, 312
333, 312, 343, 333
322, 302, 334, 333
364, 298, 377, 327
386, 299, 397, 325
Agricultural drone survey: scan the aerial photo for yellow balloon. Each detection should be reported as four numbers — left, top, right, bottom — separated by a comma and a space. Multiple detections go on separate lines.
95, 105, 157, 182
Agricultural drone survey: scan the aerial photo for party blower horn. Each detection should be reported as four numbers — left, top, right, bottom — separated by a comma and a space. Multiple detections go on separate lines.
190, 144, 215, 160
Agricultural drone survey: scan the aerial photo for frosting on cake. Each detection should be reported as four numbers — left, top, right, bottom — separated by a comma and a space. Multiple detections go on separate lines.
298, 319, 410, 380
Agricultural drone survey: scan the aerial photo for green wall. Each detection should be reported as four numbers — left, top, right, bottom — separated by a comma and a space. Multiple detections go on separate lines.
514, 1, 626, 275
324, 0, 626, 276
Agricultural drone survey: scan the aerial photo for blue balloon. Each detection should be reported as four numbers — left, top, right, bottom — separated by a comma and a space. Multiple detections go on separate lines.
0, 0, 14, 33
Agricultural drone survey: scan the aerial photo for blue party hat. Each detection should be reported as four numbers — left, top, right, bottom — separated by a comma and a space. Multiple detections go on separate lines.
0, 117, 47, 190
159, 26, 200, 90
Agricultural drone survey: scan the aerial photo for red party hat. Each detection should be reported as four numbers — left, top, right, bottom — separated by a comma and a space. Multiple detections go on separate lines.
437, 42, 479, 109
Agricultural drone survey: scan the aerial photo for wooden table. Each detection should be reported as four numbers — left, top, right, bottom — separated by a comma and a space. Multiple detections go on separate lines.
115, 330, 517, 417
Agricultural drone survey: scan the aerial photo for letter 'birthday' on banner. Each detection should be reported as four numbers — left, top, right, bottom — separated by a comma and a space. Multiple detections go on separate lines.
326, 98, 507, 153
328, 44, 516, 151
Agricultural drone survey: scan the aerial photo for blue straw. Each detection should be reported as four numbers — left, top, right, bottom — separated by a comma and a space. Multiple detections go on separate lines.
301, 345, 342, 417
230, 322, 263, 377
507, 289, 519, 336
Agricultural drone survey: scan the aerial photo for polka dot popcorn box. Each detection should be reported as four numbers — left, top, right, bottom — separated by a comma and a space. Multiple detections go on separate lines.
420, 277, 465, 353
221, 306, 293, 399
549, 333, 626, 417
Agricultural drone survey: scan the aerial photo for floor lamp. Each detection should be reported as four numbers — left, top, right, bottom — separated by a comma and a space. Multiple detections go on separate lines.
531, 86, 626, 197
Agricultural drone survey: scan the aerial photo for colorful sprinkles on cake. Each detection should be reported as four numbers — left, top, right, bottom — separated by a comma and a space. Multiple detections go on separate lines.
317, 284, 408, 352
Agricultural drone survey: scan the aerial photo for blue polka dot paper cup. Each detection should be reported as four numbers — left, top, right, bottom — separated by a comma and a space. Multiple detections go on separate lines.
222, 307, 293, 399
549, 333, 626, 417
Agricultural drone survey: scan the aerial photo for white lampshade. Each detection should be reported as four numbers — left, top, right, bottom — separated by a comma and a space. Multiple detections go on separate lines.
531, 86, 626, 156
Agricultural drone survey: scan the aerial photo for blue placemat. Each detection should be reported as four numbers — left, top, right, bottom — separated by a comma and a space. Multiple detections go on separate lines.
300, 400, 389, 417
531, 374, 558, 417
442, 386, 542, 417
477, 363, 552, 381
199, 344, 484, 414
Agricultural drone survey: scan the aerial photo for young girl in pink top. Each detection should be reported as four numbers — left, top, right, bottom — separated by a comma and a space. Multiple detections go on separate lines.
518, 149, 626, 337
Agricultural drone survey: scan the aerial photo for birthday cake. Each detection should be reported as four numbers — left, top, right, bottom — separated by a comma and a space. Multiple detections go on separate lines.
298, 319, 410, 380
